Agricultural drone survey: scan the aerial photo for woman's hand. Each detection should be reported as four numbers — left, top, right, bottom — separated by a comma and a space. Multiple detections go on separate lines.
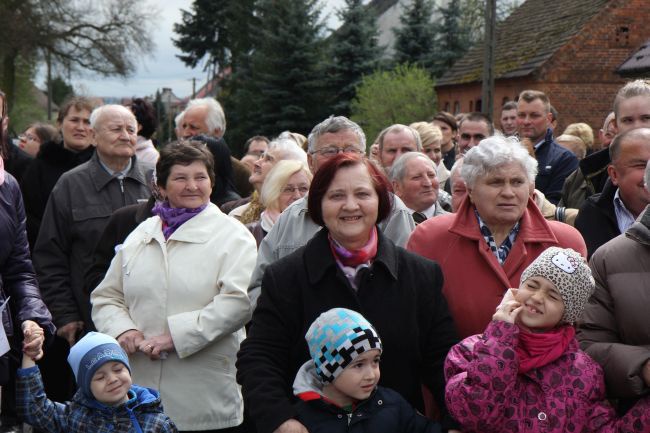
117, 329, 145, 354
492, 288, 523, 323
272, 419, 309, 433
21, 320, 45, 361
56, 321, 84, 347
138, 333, 175, 360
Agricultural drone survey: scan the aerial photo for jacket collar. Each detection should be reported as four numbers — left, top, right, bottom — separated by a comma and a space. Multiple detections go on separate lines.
449, 195, 558, 244
88, 151, 149, 192
593, 179, 618, 225
449, 195, 558, 286
144, 203, 220, 245
304, 228, 399, 286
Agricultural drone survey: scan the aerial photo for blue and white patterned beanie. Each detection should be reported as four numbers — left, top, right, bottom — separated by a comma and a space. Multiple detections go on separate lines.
305, 308, 382, 383
67, 332, 131, 400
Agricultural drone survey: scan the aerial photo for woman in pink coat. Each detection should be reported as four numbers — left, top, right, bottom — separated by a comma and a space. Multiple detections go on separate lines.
444, 247, 650, 433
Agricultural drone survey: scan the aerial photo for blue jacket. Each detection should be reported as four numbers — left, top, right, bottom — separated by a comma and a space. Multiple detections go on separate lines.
535, 129, 579, 205
0, 174, 54, 384
16, 366, 177, 432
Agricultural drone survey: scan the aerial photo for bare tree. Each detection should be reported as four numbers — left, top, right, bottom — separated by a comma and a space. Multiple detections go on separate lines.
0, 0, 158, 108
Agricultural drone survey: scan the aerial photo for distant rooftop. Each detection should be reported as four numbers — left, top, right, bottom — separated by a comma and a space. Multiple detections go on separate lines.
437, 0, 610, 86
617, 39, 650, 78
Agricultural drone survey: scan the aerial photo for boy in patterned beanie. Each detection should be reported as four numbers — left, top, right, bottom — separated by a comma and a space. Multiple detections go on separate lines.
444, 247, 650, 432
292, 308, 440, 432
16, 331, 177, 432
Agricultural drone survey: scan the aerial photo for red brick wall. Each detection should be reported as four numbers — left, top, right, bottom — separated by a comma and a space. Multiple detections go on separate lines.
435, 0, 650, 138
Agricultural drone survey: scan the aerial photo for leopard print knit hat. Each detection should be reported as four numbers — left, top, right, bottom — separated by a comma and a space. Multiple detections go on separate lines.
520, 247, 595, 324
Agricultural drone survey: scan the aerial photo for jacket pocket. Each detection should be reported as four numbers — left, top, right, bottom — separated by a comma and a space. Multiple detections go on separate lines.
71, 205, 113, 222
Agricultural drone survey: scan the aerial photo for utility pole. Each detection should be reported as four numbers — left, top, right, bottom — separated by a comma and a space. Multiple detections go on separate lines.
46, 50, 52, 121
481, 0, 497, 121
191, 77, 197, 99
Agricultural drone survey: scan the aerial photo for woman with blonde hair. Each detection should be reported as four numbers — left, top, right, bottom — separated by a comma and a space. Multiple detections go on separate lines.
563, 122, 594, 154
410, 121, 448, 184
246, 160, 312, 246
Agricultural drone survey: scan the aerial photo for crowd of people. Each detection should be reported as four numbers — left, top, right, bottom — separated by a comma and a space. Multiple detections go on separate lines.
0, 78, 649, 433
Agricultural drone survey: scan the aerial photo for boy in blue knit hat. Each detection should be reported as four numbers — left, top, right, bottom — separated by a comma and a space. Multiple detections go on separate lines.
292, 308, 440, 432
16, 331, 177, 432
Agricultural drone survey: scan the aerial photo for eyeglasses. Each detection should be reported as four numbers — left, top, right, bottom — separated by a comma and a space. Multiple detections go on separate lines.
281, 185, 309, 195
311, 146, 364, 157
19, 134, 38, 142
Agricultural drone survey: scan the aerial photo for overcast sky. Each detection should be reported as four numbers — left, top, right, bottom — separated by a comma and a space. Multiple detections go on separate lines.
67, 0, 348, 99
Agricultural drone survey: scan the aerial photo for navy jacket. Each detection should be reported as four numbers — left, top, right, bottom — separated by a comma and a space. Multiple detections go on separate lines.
0, 174, 54, 384
535, 129, 579, 204
295, 387, 440, 433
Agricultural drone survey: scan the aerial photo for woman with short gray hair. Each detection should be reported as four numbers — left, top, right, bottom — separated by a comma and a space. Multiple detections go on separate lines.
408, 136, 587, 338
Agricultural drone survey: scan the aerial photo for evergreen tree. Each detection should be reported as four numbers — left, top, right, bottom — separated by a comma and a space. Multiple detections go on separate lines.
242, 0, 328, 138
173, 0, 257, 75
50, 76, 73, 106
153, 90, 172, 145
432, 0, 470, 78
393, 0, 437, 73
326, 0, 383, 117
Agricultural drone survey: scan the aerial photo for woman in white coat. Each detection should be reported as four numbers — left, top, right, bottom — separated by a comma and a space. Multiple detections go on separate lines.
91, 141, 257, 432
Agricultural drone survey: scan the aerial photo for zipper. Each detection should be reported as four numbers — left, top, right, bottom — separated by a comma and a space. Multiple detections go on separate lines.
119, 177, 125, 206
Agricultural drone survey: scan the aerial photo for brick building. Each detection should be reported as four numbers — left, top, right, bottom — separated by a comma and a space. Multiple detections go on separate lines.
435, 0, 650, 133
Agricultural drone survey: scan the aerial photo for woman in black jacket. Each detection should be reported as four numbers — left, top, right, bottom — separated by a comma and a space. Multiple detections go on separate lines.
0, 139, 55, 427
236, 154, 458, 433
19, 97, 96, 249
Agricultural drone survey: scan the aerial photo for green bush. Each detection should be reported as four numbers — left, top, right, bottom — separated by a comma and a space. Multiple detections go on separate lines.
350, 64, 436, 146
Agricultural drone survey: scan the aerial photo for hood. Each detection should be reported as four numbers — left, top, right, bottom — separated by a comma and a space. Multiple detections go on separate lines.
73, 384, 162, 413
293, 360, 326, 397
625, 205, 650, 246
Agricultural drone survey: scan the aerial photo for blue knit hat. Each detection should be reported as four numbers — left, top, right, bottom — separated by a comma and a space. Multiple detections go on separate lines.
305, 308, 382, 383
67, 332, 131, 400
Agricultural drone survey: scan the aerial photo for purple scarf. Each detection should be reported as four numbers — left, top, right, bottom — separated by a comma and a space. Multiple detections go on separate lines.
152, 201, 207, 239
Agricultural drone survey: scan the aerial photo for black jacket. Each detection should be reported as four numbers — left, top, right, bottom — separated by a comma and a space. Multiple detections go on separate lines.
575, 179, 619, 258
295, 386, 440, 433
236, 229, 458, 433
32, 153, 151, 330
85, 196, 154, 294
4, 142, 32, 183
20, 141, 94, 249
0, 174, 55, 384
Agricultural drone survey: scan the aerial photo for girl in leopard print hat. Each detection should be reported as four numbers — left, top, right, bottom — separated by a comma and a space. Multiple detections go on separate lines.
443, 247, 650, 433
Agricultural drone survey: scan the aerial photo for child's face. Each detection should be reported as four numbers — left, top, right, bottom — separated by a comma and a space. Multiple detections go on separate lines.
325, 349, 381, 406
515, 276, 565, 332
90, 361, 132, 406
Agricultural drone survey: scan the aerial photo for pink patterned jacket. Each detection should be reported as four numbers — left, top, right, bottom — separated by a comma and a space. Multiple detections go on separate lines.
444, 320, 650, 433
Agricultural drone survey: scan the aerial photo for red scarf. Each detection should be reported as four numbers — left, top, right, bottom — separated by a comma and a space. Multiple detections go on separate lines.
328, 227, 378, 268
516, 325, 575, 373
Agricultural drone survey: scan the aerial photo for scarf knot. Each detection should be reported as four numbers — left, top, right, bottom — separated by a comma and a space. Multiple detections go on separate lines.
152, 201, 207, 239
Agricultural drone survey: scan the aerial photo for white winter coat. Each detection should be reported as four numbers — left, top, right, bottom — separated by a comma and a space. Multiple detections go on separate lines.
91, 203, 257, 430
